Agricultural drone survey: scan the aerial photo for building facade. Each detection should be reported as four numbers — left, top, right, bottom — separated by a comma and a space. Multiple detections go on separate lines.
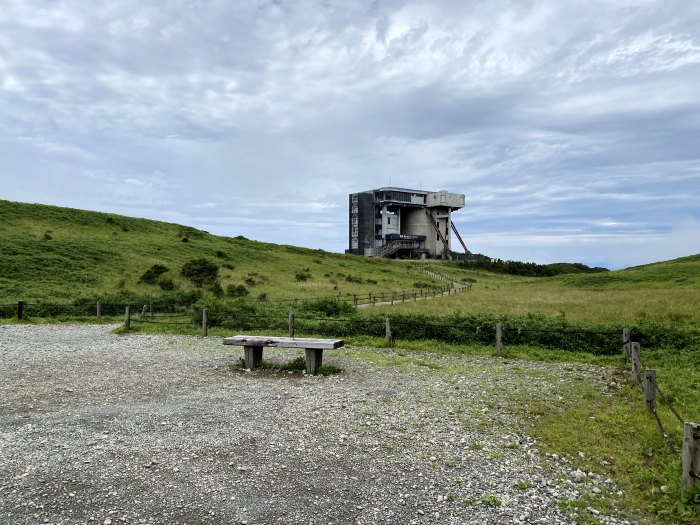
347, 187, 468, 258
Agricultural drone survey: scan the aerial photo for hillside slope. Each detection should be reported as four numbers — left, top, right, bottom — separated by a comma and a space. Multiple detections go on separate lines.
383, 255, 700, 325
0, 200, 439, 303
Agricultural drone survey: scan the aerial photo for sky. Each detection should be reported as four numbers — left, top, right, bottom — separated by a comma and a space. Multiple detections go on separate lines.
2, 0, 699, 270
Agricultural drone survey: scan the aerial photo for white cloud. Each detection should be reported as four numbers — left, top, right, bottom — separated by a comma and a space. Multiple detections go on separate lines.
0, 0, 698, 267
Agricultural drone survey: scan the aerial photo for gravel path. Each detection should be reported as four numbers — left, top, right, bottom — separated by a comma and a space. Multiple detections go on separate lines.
0, 324, 630, 525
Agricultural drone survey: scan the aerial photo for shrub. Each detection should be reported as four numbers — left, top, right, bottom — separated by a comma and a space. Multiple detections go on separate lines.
211, 281, 224, 297
226, 284, 249, 297
345, 274, 363, 284
295, 269, 311, 282
257, 293, 268, 302
244, 277, 256, 286
215, 250, 229, 259
158, 277, 176, 291
139, 264, 170, 285
43, 231, 52, 240
221, 263, 235, 270
181, 258, 219, 287
299, 297, 355, 317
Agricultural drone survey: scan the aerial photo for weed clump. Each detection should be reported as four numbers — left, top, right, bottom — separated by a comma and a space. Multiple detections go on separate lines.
280, 357, 306, 371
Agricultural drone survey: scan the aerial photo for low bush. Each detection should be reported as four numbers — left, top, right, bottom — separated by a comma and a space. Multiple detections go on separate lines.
139, 264, 169, 285
226, 284, 249, 297
295, 269, 311, 282
298, 297, 355, 317
158, 277, 176, 291
181, 259, 219, 287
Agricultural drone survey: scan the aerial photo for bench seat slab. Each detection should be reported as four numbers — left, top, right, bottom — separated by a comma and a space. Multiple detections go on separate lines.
224, 336, 344, 350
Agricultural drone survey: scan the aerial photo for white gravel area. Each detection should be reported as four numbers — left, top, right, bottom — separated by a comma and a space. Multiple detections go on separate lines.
0, 324, 632, 525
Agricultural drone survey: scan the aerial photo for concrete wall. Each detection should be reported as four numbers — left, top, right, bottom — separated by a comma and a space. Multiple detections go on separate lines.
426, 191, 465, 209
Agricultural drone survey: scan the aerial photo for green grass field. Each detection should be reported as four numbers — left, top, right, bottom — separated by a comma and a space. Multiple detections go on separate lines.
0, 199, 439, 304
2, 198, 699, 523
381, 257, 700, 325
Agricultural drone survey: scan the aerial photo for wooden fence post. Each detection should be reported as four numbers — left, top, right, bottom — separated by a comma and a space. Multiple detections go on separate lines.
124, 306, 131, 330
18, 300, 24, 320
496, 323, 503, 355
630, 342, 641, 384
353, 294, 358, 306
644, 369, 656, 412
682, 422, 700, 498
202, 309, 208, 337
288, 313, 295, 338
96, 301, 101, 320
391, 292, 394, 305
149, 301, 153, 317
623, 328, 631, 358
385, 317, 393, 347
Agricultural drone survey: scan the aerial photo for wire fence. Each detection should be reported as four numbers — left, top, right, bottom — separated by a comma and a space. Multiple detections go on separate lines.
122, 307, 632, 356
626, 339, 689, 460
0, 276, 470, 320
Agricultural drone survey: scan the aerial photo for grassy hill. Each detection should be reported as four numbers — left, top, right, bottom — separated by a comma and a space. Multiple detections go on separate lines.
386, 256, 700, 325
0, 199, 440, 304
2, 198, 699, 327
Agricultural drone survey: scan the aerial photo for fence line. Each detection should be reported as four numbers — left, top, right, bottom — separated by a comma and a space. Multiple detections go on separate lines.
622, 330, 698, 497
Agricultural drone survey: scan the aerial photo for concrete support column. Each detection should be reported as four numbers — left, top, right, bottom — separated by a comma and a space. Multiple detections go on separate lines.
305, 348, 323, 374
244, 346, 263, 369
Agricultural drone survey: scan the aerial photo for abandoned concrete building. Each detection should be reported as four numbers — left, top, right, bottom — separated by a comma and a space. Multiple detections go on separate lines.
347, 187, 473, 259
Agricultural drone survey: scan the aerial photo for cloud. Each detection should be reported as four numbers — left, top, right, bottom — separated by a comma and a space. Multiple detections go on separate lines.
0, 0, 699, 267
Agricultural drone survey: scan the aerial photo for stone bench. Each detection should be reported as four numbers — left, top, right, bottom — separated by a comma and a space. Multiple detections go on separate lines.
223, 335, 345, 375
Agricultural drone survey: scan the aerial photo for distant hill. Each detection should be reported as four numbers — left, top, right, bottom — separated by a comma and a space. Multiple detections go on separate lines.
556, 253, 700, 289
453, 258, 609, 277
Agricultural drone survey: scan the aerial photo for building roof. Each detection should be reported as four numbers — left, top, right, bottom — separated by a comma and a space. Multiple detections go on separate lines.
358, 187, 435, 195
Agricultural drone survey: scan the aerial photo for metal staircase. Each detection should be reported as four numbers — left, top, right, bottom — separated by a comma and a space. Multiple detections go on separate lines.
374, 239, 420, 258
450, 222, 469, 253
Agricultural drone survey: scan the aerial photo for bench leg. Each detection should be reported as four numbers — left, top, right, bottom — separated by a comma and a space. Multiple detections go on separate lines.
244, 345, 263, 369
305, 348, 323, 375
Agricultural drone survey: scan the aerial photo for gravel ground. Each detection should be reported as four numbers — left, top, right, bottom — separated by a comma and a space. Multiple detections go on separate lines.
0, 324, 633, 525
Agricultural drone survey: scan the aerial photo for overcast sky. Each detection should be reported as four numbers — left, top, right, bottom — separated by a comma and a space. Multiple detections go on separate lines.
2, 0, 699, 269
